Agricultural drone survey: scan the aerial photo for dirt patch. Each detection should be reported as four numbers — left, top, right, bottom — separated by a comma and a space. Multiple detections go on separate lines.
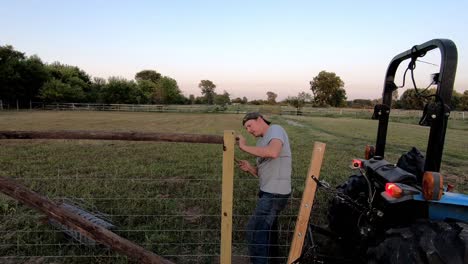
285, 119, 304, 127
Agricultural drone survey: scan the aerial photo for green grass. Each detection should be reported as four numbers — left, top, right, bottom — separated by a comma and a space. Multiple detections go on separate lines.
0, 111, 466, 263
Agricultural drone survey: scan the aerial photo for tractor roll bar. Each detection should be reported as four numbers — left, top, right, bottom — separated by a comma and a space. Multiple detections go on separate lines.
375, 39, 458, 172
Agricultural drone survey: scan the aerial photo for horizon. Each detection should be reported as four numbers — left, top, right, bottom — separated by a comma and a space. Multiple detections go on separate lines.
2, 1, 467, 101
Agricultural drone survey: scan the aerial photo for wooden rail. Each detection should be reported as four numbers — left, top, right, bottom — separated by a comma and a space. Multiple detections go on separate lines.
0, 130, 224, 144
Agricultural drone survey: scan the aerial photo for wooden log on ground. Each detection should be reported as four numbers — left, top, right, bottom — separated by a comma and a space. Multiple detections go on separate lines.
0, 175, 173, 264
0, 130, 224, 144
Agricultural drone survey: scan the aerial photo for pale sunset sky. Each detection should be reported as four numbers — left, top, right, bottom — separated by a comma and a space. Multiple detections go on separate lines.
2, 0, 467, 101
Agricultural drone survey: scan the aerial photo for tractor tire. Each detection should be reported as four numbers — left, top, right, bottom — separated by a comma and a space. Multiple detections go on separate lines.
367, 220, 468, 264
327, 174, 369, 241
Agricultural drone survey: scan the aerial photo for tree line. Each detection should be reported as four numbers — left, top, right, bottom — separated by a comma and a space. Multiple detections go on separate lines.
0, 45, 231, 107
1, 44, 467, 110
342, 88, 468, 110
0, 45, 348, 108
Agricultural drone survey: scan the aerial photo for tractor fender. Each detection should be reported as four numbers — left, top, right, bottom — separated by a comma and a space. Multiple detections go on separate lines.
413, 192, 468, 222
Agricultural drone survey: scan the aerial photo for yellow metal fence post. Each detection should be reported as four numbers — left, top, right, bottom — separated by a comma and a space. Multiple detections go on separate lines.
221, 130, 235, 263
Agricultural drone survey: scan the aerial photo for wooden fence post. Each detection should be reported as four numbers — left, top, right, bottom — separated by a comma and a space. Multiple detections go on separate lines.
0, 131, 224, 144
287, 142, 326, 264
221, 130, 235, 264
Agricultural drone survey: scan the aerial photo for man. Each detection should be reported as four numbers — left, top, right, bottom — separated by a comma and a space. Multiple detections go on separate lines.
236, 112, 292, 264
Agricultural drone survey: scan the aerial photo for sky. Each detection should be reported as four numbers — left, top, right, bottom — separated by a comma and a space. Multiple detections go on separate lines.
2, 0, 467, 101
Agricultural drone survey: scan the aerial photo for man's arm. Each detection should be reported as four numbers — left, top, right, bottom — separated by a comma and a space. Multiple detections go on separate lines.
238, 136, 283, 158
237, 160, 258, 177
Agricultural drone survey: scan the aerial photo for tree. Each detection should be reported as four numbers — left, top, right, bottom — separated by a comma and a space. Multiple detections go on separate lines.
135, 70, 161, 83
330, 88, 347, 107
157, 76, 185, 104
47, 62, 91, 85
20, 55, 50, 102
285, 92, 312, 113
214, 90, 230, 105
40, 62, 91, 103
194, 96, 205, 104
199, 80, 216, 104
135, 70, 161, 104
309, 70, 346, 107
350, 99, 373, 108
266, 91, 278, 104
189, 94, 195, 104
459, 90, 468, 111
136, 80, 158, 104
298, 92, 312, 103
135, 70, 185, 104
39, 79, 85, 102
399, 88, 434, 109
450, 90, 462, 110
285, 96, 303, 112
392, 89, 399, 101
88, 77, 106, 103
0, 45, 26, 103
249, 99, 265, 105
231, 97, 243, 104
100, 77, 138, 104
0, 45, 49, 105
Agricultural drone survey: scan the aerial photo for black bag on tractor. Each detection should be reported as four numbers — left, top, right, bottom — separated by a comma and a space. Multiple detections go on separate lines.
301, 39, 468, 264
396, 147, 425, 182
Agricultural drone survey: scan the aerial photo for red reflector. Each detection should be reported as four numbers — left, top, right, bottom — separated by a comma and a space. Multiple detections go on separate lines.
352, 159, 362, 168
385, 183, 403, 198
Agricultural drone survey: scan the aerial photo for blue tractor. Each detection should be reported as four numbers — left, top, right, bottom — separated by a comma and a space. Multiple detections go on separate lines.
324, 39, 468, 263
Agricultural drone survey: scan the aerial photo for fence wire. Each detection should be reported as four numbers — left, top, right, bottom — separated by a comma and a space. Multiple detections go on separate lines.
0, 139, 331, 263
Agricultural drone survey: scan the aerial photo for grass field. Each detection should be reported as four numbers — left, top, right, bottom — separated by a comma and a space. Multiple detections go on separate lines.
0, 111, 467, 263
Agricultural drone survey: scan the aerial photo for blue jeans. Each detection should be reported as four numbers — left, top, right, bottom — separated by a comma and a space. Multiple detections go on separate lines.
246, 191, 290, 264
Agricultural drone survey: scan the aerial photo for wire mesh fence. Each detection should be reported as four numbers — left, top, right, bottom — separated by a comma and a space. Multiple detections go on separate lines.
0, 141, 219, 263
0, 138, 329, 263
1, 111, 465, 263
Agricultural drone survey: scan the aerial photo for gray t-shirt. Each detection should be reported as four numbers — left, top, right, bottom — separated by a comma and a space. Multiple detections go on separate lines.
256, 125, 292, 195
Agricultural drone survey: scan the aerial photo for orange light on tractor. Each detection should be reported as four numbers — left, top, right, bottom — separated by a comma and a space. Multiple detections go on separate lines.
385, 183, 403, 198
365, 145, 375, 160
422, 171, 443, 200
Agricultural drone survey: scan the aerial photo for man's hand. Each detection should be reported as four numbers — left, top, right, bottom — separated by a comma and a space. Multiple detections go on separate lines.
236, 159, 258, 177
236, 134, 247, 151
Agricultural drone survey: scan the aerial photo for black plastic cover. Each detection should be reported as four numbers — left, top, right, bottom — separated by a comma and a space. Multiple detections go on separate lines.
364, 158, 417, 184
